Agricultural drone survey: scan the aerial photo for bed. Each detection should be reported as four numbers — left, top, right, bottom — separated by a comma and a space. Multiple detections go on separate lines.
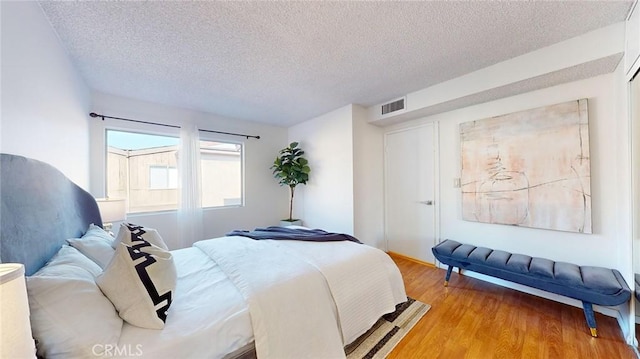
0, 153, 407, 359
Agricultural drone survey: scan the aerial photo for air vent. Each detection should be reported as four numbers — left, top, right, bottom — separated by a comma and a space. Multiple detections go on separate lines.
381, 98, 405, 115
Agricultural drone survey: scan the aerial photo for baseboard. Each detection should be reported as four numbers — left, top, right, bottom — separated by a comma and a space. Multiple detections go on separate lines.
615, 305, 632, 345
387, 251, 435, 268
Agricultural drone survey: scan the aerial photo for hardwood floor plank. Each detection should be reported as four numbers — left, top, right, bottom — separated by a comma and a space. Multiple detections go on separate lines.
387, 254, 636, 359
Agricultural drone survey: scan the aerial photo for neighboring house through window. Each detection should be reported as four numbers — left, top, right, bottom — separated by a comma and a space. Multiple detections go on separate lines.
149, 166, 178, 190
106, 129, 243, 213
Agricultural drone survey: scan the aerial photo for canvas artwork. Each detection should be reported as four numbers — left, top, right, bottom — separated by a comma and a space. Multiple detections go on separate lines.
460, 99, 591, 233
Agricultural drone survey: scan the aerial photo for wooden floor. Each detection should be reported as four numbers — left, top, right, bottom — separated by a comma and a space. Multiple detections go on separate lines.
387, 254, 637, 359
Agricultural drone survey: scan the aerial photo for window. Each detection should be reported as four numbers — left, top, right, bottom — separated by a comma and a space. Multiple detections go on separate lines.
149, 166, 178, 190
106, 130, 244, 213
200, 141, 243, 208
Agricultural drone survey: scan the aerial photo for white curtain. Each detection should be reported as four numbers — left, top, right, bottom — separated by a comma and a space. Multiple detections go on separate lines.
177, 123, 203, 249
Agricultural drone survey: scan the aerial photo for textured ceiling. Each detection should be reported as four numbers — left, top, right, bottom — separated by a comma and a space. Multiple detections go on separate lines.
38, 1, 633, 127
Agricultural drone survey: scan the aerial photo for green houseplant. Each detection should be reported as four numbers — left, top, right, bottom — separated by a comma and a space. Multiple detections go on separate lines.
271, 142, 311, 223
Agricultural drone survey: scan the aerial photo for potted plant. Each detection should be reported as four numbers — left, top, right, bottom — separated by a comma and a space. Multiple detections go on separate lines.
271, 142, 311, 226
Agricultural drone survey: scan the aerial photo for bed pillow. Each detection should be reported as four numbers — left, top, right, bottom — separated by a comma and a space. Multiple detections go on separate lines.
97, 238, 177, 329
67, 224, 115, 269
27, 246, 123, 358
113, 222, 169, 250
33, 245, 103, 279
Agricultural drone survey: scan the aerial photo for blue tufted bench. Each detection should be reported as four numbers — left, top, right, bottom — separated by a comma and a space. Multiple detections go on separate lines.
432, 239, 631, 337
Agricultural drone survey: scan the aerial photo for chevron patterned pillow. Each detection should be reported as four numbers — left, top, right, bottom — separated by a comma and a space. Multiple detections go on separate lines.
97, 231, 176, 329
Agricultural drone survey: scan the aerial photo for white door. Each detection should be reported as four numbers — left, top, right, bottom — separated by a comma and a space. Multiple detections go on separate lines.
384, 123, 437, 264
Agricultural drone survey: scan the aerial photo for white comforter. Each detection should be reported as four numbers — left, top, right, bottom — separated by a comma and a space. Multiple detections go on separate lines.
273, 239, 407, 344
118, 236, 406, 359
194, 237, 406, 359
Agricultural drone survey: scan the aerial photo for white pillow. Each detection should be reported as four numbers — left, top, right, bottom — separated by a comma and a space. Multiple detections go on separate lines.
113, 223, 168, 250
97, 240, 177, 329
67, 224, 115, 269
33, 245, 102, 279
27, 247, 123, 359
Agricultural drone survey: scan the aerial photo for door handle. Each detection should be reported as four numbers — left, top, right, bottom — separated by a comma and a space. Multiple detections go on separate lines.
419, 200, 434, 205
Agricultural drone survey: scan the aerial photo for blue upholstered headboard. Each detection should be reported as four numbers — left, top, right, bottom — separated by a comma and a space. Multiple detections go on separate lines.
0, 154, 102, 275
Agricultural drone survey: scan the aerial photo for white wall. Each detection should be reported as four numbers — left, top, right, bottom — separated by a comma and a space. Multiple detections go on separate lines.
1, 1, 91, 188
89, 92, 289, 246
286, 104, 385, 248
370, 21, 633, 340
352, 105, 385, 248
384, 68, 632, 335
387, 72, 629, 270
288, 105, 355, 235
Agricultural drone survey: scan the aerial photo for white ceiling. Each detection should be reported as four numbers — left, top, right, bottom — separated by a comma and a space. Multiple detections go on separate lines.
38, 1, 633, 127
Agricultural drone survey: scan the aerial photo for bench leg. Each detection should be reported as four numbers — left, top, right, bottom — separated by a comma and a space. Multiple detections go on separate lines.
444, 265, 454, 287
582, 302, 598, 337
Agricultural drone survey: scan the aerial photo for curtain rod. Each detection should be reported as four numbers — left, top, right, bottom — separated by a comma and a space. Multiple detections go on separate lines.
89, 112, 261, 140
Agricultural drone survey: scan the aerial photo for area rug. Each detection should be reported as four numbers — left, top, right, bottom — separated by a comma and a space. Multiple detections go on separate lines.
345, 297, 431, 359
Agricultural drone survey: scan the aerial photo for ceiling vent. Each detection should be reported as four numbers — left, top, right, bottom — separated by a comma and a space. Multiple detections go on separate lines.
381, 97, 406, 116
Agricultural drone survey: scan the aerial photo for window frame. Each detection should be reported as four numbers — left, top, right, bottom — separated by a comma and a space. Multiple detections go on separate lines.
198, 135, 246, 210
104, 127, 246, 215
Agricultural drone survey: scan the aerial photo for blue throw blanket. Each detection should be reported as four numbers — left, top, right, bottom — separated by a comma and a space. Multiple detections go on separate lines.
226, 226, 362, 244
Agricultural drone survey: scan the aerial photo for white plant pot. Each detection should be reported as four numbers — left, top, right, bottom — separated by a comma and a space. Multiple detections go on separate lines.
280, 219, 302, 227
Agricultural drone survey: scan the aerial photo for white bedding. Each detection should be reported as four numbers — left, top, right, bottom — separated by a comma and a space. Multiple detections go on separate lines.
117, 247, 253, 358
274, 239, 407, 344
195, 237, 345, 359
118, 236, 407, 359
194, 236, 406, 359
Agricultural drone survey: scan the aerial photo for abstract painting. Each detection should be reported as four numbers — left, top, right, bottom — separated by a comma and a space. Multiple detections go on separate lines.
460, 99, 591, 233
